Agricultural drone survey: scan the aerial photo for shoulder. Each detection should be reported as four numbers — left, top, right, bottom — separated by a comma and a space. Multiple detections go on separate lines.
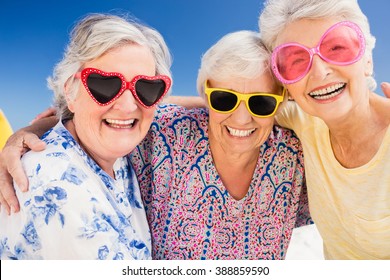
22, 122, 87, 186
149, 104, 209, 139
154, 104, 208, 126
132, 105, 209, 172
262, 125, 304, 168
23, 122, 71, 162
269, 125, 301, 148
276, 101, 316, 132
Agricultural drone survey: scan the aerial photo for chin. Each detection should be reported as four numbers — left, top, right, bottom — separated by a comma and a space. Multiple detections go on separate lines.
108, 144, 137, 157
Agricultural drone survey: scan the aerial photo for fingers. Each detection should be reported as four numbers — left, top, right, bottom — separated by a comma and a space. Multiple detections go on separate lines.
23, 133, 46, 152
381, 82, 390, 98
0, 125, 46, 215
0, 154, 20, 214
0, 181, 20, 215
1, 130, 42, 192
6, 147, 29, 192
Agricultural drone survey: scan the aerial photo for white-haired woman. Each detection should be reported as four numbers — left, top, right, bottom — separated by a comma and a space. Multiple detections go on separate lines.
259, 0, 390, 259
0, 13, 172, 259
131, 30, 311, 259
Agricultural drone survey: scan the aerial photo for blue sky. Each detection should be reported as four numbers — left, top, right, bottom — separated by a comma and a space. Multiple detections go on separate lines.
1, 0, 389, 130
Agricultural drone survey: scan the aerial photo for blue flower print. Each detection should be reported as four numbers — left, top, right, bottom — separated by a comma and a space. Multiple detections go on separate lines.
61, 165, 87, 185
98, 245, 109, 260
32, 186, 67, 226
21, 221, 41, 250
0, 121, 151, 259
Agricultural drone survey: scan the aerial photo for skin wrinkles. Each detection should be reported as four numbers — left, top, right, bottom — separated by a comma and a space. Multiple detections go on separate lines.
67, 44, 156, 177
207, 74, 282, 199
276, 18, 372, 125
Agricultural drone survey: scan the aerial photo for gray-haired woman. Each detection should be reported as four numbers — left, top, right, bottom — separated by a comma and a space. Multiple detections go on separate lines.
0, 13, 172, 259
259, 0, 390, 259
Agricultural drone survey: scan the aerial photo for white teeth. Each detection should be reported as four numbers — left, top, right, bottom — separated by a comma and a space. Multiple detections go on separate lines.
105, 118, 135, 128
226, 126, 255, 137
309, 83, 346, 100
106, 118, 135, 125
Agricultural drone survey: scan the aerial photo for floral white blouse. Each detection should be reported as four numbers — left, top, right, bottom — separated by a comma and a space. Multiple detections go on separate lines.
0, 121, 151, 260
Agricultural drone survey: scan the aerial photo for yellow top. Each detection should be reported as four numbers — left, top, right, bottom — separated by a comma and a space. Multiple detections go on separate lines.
0, 109, 13, 150
277, 102, 390, 259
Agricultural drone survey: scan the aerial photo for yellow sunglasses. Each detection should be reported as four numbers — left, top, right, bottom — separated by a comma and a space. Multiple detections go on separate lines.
204, 81, 285, 117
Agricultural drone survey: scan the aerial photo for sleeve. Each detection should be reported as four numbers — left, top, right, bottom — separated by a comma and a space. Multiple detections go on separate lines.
275, 101, 306, 137
17, 178, 127, 259
17, 178, 109, 260
130, 104, 183, 211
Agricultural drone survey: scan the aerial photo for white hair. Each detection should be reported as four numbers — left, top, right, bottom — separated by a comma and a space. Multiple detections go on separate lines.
259, 0, 376, 90
48, 13, 172, 120
196, 30, 275, 97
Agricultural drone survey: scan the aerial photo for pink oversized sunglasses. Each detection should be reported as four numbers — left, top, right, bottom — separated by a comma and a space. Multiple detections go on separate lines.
75, 67, 171, 107
271, 21, 366, 84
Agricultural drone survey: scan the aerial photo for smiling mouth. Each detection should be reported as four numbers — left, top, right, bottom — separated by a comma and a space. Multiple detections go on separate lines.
105, 118, 136, 129
226, 126, 256, 137
308, 83, 346, 100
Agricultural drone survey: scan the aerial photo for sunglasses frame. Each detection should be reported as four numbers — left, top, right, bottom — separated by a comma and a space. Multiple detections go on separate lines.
271, 21, 366, 84
75, 67, 171, 107
204, 81, 285, 118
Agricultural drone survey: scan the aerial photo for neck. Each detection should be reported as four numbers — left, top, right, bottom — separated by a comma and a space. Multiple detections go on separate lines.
64, 119, 116, 178
209, 136, 259, 200
326, 93, 390, 168
326, 93, 389, 140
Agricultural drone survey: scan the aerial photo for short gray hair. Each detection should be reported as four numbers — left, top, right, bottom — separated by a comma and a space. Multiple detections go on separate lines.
258, 0, 376, 90
48, 13, 172, 120
196, 30, 275, 97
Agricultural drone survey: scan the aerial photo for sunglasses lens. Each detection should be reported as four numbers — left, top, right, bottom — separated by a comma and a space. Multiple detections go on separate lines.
210, 91, 238, 112
87, 73, 122, 104
319, 25, 362, 64
135, 79, 166, 106
275, 45, 311, 81
248, 96, 277, 116
274, 23, 363, 83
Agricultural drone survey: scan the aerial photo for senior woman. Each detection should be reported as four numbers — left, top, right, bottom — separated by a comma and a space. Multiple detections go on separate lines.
259, 0, 390, 259
0, 30, 311, 259
131, 30, 311, 259
0, 13, 172, 259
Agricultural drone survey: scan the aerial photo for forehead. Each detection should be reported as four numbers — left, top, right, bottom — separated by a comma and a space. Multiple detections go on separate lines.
275, 18, 342, 47
210, 72, 279, 94
85, 44, 156, 77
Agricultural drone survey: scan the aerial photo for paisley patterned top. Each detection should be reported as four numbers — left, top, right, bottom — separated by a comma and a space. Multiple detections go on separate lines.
0, 121, 151, 260
131, 104, 312, 260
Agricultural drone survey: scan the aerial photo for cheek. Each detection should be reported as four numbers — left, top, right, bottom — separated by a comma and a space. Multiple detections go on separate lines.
140, 108, 156, 127
73, 98, 107, 127
255, 117, 274, 128
208, 111, 227, 128
70, 90, 93, 112
73, 110, 100, 133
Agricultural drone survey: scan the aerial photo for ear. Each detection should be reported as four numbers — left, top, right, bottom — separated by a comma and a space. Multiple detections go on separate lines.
364, 55, 373, 77
64, 80, 76, 113
283, 87, 295, 101
287, 89, 295, 101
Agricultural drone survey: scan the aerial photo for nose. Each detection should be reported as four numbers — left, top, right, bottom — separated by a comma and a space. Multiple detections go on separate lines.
309, 55, 332, 80
112, 89, 138, 112
230, 101, 252, 124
